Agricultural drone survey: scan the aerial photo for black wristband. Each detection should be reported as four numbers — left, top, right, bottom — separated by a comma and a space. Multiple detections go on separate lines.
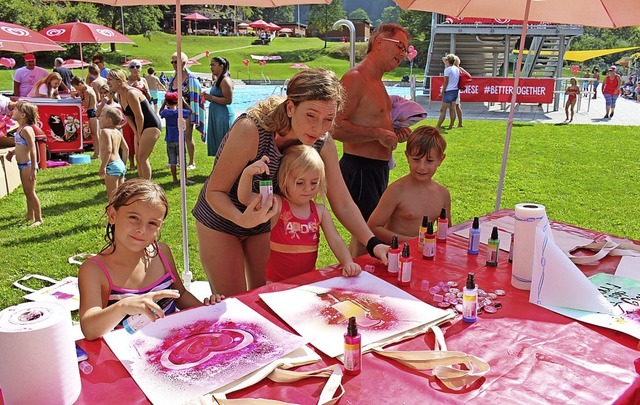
366, 236, 384, 258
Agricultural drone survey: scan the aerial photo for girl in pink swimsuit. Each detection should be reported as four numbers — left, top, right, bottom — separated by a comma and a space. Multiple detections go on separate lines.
78, 179, 223, 340
238, 145, 362, 283
564, 77, 580, 122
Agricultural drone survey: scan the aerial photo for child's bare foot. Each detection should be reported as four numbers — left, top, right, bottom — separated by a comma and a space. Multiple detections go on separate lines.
30, 220, 42, 227
21, 218, 32, 223
91, 154, 99, 159
457, 124, 463, 128
447, 125, 454, 130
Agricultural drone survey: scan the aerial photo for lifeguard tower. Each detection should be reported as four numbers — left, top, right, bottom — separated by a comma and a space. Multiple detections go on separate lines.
424, 13, 584, 107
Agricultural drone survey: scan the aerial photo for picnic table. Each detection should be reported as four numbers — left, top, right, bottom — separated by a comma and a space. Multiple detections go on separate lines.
21, 210, 640, 404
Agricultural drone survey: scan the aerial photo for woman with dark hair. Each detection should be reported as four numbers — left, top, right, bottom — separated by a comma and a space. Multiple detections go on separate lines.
192, 68, 389, 297
203, 56, 234, 156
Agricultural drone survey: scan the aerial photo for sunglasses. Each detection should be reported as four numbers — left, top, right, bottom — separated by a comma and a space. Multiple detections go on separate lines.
170, 60, 178, 65
381, 37, 408, 55
130, 65, 141, 69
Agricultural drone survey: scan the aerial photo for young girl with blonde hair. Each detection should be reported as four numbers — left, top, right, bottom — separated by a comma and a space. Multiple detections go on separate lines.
239, 145, 361, 282
11, 101, 42, 226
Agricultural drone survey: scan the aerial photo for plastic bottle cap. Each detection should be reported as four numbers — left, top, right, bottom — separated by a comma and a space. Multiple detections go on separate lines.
490, 226, 499, 240
391, 235, 399, 249
422, 216, 429, 227
472, 217, 480, 229
466, 273, 475, 289
440, 208, 447, 219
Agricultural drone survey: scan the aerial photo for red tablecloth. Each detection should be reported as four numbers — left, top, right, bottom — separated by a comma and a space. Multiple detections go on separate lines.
32, 210, 640, 404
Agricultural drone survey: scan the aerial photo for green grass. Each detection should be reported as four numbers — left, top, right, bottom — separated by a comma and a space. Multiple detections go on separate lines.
1, 119, 639, 311
0, 32, 412, 91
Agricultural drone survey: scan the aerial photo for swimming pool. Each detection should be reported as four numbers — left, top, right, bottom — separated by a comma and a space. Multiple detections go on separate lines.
158, 85, 412, 120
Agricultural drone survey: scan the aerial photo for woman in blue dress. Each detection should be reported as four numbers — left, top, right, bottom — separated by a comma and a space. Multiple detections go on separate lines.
203, 57, 234, 157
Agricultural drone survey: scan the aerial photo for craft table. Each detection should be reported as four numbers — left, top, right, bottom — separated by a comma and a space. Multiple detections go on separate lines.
67, 210, 640, 404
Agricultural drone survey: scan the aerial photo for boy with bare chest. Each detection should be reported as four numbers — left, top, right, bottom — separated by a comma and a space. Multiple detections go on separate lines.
367, 126, 451, 244
71, 76, 99, 159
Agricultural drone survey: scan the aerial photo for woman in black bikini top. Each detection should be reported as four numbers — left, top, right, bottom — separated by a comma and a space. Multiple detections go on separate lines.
107, 68, 161, 180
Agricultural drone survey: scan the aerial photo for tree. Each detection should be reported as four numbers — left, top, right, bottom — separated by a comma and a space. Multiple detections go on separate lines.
349, 8, 370, 22
263, 6, 294, 23
380, 6, 401, 24
307, 0, 347, 47
398, 10, 431, 42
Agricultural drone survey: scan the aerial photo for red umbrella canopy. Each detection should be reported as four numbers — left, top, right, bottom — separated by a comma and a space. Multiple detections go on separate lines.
266, 22, 282, 31
39, 22, 134, 44
249, 19, 270, 30
0, 21, 65, 53
122, 59, 152, 66
62, 59, 90, 69
184, 12, 209, 21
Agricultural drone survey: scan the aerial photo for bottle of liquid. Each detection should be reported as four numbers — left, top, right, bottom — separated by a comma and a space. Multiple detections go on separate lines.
423, 222, 436, 260
462, 273, 478, 323
387, 235, 400, 276
468, 217, 481, 255
343, 316, 361, 376
123, 297, 175, 334
437, 208, 448, 243
508, 233, 514, 263
259, 173, 273, 206
417, 216, 429, 253
486, 226, 500, 267
182, 268, 192, 292
398, 243, 412, 287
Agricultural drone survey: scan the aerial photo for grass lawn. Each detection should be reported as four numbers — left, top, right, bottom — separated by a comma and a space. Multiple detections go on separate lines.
1, 119, 638, 311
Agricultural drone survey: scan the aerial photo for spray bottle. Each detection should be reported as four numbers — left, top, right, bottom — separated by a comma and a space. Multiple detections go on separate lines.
259, 172, 273, 206
182, 268, 192, 292
387, 235, 400, 276
486, 226, 500, 267
123, 297, 175, 334
343, 316, 361, 376
398, 243, 412, 287
468, 217, 481, 255
437, 208, 448, 243
462, 273, 478, 323
418, 216, 429, 253
422, 222, 436, 260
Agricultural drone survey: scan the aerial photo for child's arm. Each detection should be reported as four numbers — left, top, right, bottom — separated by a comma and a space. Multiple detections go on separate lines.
119, 132, 130, 162
78, 259, 180, 341
22, 126, 38, 182
158, 243, 224, 307
237, 155, 270, 207
318, 204, 362, 277
98, 129, 111, 178
367, 184, 413, 243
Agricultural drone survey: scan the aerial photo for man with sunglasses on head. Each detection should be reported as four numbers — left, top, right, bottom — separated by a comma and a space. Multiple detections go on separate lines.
332, 23, 412, 257
92, 54, 110, 79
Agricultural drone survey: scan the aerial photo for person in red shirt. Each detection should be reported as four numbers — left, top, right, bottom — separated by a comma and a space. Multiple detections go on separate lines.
602, 66, 622, 118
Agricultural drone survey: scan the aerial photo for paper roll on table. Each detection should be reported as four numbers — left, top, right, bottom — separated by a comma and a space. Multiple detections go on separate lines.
0, 301, 81, 404
512, 203, 547, 290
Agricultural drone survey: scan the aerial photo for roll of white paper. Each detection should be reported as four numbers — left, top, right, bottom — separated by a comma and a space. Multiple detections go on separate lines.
0, 301, 81, 405
512, 203, 547, 290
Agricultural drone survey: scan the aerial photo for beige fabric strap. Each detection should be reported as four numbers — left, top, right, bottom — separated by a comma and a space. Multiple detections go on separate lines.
372, 325, 490, 390
205, 365, 343, 405
568, 238, 640, 265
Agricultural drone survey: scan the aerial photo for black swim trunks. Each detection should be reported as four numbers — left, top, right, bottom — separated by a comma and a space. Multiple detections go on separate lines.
339, 153, 389, 221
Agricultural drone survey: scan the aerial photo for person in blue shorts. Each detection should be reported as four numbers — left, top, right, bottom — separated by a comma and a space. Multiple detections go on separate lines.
160, 92, 193, 184
436, 54, 460, 130
98, 107, 129, 200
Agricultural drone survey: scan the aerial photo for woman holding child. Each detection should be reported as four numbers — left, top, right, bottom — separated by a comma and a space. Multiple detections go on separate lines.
193, 68, 388, 296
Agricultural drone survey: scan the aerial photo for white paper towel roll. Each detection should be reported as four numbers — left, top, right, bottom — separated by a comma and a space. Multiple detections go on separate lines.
0, 301, 81, 405
512, 203, 547, 290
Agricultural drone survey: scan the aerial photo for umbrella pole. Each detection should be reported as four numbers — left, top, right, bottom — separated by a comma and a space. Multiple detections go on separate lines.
175, 1, 191, 282
79, 43, 84, 75
495, 0, 532, 211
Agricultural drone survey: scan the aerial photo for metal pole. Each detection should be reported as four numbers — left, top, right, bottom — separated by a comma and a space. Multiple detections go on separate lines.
332, 19, 356, 68
120, 7, 126, 62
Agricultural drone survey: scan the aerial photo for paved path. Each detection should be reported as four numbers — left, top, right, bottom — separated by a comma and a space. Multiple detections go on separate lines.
415, 92, 640, 126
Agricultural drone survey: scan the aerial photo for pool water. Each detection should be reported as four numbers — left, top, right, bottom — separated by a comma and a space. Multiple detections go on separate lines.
157, 85, 411, 120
